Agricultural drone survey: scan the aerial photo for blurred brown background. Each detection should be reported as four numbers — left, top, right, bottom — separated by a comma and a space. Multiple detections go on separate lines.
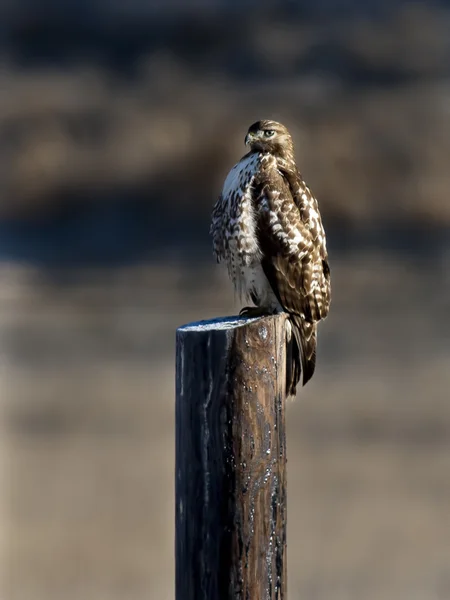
0, 1, 449, 599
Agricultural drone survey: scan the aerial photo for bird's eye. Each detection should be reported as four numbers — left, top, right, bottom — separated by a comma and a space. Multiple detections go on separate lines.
263, 130, 275, 137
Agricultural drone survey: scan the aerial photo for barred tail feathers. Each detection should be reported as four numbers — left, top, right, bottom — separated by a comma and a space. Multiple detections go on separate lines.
287, 315, 317, 395
285, 320, 302, 398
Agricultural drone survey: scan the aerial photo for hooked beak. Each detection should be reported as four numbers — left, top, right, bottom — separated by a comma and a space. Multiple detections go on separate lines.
245, 132, 256, 146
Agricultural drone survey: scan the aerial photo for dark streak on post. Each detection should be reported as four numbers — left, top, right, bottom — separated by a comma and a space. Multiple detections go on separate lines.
176, 314, 287, 600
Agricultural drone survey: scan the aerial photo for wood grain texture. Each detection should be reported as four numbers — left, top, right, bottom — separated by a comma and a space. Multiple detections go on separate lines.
175, 314, 287, 600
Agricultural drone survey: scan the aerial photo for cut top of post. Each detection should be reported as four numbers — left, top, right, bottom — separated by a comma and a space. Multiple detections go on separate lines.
177, 315, 263, 333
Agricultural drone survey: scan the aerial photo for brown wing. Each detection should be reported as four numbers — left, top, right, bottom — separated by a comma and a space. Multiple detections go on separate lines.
277, 161, 331, 319
253, 162, 330, 386
254, 163, 330, 324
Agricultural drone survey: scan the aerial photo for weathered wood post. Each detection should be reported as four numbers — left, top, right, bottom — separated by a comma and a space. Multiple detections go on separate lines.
175, 314, 288, 600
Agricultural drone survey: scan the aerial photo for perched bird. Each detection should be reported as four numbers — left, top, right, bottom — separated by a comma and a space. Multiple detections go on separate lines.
210, 120, 331, 396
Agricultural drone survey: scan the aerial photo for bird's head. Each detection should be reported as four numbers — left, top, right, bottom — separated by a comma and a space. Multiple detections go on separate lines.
244, 120, 294, 158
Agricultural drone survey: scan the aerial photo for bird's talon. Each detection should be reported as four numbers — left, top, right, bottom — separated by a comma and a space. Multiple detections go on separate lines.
239, 306, 268, 318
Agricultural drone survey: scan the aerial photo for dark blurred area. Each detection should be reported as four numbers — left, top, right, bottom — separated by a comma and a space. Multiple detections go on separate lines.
0, 1, 449, 599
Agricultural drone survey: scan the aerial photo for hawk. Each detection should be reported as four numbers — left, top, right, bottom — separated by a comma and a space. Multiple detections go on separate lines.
210, 120, 331, 395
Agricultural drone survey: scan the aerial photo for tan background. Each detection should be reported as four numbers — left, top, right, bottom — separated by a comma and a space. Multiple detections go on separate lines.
1, 2, 450, 599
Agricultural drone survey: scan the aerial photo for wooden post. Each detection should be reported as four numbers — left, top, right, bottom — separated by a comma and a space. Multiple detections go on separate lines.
175, 314, 287, 600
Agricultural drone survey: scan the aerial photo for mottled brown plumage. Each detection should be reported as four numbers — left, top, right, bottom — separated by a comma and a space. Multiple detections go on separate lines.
210, 120, 331, 395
